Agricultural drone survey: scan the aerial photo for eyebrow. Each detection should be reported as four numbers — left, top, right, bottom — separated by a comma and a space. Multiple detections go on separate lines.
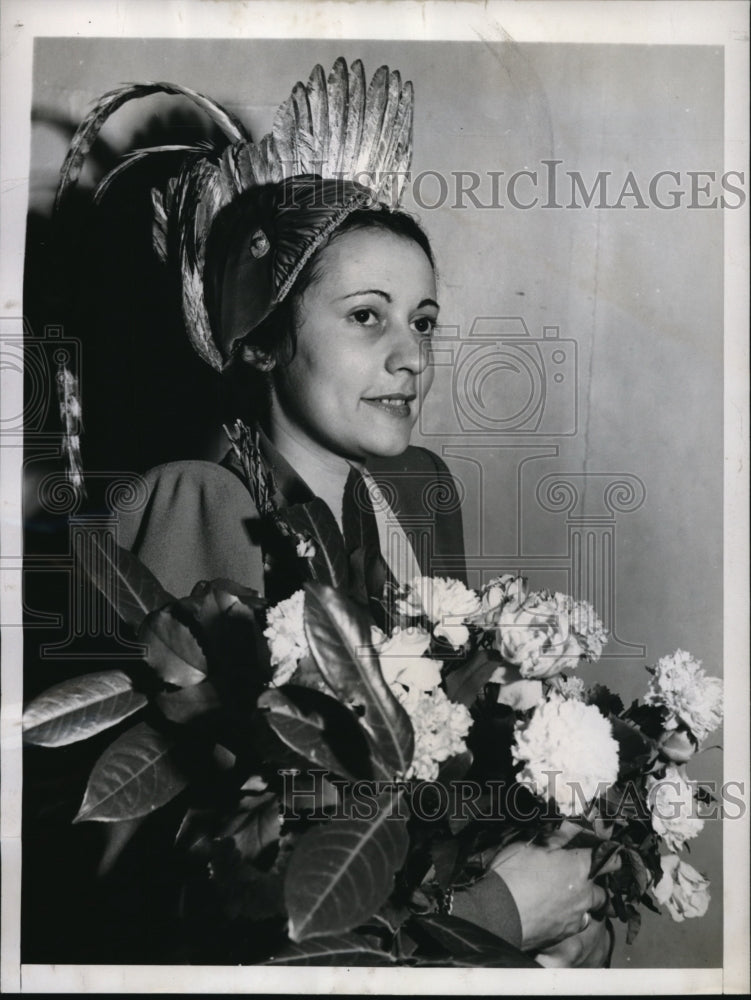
337, 289, 440, 310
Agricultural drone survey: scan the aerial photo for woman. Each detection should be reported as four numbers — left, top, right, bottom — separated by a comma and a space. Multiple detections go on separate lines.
58, 59, 615, 966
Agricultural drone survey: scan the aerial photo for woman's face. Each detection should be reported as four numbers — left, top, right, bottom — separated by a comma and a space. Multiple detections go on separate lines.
268, 227, 438, 462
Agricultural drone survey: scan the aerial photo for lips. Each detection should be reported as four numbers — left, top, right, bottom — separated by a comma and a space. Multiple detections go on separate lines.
362, 392, 416, 419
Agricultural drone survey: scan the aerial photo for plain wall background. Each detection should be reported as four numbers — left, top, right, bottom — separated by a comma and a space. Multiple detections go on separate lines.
26, 37, 724, 969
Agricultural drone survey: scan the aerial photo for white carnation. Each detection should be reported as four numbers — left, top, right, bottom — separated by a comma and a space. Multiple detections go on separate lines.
644, 650, 723, 743
557, 595, 608, 661
371, 625, 441, 691
548, 674, 586, 701
471, 574, 527, 626
646, 765, 704, 852
512, 695, 619, 816
497, 591, 585, 679
393, 683, 473, 781
653, 854, 711, 922
398, 576, 481, 649
263, 590, 309, 686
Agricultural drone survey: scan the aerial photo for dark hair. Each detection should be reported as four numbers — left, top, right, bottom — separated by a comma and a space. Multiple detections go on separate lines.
228, 207, 436, 422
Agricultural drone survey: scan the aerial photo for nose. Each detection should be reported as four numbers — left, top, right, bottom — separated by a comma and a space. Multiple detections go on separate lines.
385, 321, 431, 377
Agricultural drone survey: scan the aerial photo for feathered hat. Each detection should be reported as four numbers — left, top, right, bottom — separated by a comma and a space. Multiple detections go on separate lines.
55, 59, 415, 371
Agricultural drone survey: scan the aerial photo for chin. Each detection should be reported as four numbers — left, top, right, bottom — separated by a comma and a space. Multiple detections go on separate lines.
360, 433, 413, 459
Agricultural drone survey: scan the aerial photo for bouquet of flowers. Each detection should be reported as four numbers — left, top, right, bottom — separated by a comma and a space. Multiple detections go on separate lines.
391, 574, 722, 944
23, 529, 722, 965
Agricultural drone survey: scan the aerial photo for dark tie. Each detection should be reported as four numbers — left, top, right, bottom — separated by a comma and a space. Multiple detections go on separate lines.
341, 465, 393, 619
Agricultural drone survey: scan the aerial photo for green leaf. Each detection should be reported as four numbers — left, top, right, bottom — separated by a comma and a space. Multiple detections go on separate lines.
431, 838, 461, 890
267, 933, 395, 965
183, 581, 272, 692
226, 795, 280, 862
284, 790, 409, 941
258, 687, 361, 781
138, 606, 208, 687
74, 721, 188, 822
436, 750, 473, 784
156, 681, 221, 724
303, 584, 414, 776
279, 768, 341, 815
590, 840, 622, 879
412, 913, 539, 967
279, 499, 348, 588
625, 903, 642, 944
78, 538, 174, 628
193, 828, 286, 922
623, 847, 652, 897
97, 816, 146, 875
444, 649, 500, 707
22, 670, 146, 746
609, 716, 654, 777
186, 578, 265, 629
203, 578, 265, 608
288, 652, 334, 695
586, 684, 624, 718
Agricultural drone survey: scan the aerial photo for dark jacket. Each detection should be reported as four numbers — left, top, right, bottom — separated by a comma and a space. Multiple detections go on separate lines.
118, 443, 468, 598
118, 442, 523, 951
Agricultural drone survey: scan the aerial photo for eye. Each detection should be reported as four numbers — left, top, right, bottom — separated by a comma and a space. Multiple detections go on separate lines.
350, 307, 379, 326
412, 315, 436, 336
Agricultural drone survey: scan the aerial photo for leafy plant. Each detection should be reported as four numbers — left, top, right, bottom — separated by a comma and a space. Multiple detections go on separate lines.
23, 541, 528, 965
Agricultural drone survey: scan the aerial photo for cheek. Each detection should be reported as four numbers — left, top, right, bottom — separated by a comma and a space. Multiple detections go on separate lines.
279, 342, 360, 427
420, 361, 435, 398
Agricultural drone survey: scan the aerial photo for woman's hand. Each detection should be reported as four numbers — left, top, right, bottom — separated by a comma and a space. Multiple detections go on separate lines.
489, 826, 620, 952
535, 915, 612, 968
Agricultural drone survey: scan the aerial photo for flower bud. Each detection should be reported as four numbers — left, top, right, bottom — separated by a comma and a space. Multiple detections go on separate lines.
659, 728, 695, 764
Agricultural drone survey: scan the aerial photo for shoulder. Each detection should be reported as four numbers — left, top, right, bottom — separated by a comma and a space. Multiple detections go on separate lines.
132, 459, 259, 520
119, 460, 264, 597
139, 459, 252, 496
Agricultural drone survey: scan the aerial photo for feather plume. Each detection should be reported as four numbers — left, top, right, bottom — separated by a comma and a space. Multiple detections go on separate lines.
151, 187, 169, 262
381, 81, 413, 204
341, 60, 366, 180
174, 159, 227, 370
56, 365, 86, 500
292, 82, 315, 174
223, 420, 277, 518
272, 87, 300, 175
306, 63, 330, 173
218, 143, 244, 196
233, 143, 258, 192
354, 65, 389, 183
92, 144, 207, 205
326, 58, 348, 178
259, 134, 282, 184
372, 70, 401, 181
55, 81, 248, 213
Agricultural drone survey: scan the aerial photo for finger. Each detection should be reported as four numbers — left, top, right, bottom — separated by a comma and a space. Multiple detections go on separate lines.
536, 934, 585, 968
536, 950, 572, 969
590, 884, 608, 912
537, 919, 609, 969
576, 920, 611, 969
598, 851, 623, 875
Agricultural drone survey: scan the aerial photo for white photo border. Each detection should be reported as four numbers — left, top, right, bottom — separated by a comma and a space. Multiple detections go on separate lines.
1, 1, 748, 994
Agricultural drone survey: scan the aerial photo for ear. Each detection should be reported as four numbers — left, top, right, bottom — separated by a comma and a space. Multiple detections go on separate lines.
240, 344, 276, 371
